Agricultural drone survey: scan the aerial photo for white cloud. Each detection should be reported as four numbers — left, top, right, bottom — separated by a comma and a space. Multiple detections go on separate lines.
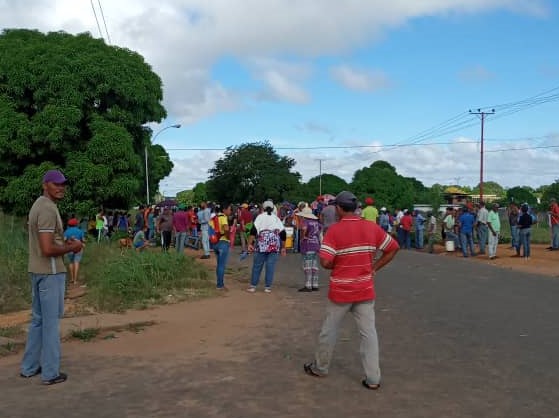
331, 65, 392, 92
250, 59, 312, 103
1, 0, 548, 125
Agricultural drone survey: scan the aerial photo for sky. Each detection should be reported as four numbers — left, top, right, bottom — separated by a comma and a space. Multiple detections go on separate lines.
1, 0, 559, 197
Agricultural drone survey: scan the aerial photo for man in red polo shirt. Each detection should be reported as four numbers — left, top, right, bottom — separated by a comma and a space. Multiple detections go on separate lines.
304, 191, 399, 390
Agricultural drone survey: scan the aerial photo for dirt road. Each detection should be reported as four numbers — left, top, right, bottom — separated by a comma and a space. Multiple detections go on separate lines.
1, 244, 558, 417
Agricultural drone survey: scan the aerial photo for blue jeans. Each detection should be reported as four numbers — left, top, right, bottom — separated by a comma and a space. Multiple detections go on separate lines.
250, 252, 279, 289
21, 273, 65, 381
519, 228, 531, 257
460, 232, 475, 257
477, 224, 488, 254
214, 240, 230, 288
200, 224, 210, 256
552, 224, 559, 249
415, 228, 424, 249
510, 225, 519, 250
175, 231, 187, 254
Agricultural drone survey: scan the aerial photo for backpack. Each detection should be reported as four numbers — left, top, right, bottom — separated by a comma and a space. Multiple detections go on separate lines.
255, 229, 281, 253
208, 215, 221, 245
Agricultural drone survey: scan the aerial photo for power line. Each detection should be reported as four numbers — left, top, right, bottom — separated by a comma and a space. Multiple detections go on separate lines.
165, 140, 559, 153
90, 0, 104, 39
97, 0, 112, 44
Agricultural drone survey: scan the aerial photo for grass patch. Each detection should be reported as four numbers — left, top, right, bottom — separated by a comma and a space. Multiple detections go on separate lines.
69, 327, 100, 342
0, 325, 24, 339
0, 213, 31, 314
84, 247, 213, 312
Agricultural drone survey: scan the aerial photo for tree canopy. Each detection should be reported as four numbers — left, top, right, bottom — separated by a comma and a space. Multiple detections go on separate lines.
505, 186, 537, 206
206, 142, 301, 204
351, 161, 418, 209
0, 29, 168, 215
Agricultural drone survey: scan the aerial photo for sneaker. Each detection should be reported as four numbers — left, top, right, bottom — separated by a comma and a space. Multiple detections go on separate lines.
216, 286, 229, 291
42, 373, 67, 385
20, 367, 41, 378
246, 287, 256, 293
200, 255, 210, 259
298, 287, 312, 292
264, 288, 272, 293
312, 287, 319, 291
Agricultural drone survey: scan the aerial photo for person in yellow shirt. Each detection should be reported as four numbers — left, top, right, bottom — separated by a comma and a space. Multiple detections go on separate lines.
214, 203, 232, 290
361, 197, 378, 223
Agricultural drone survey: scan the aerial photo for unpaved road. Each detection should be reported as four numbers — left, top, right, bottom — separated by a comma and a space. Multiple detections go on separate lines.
1, 245, 558, 418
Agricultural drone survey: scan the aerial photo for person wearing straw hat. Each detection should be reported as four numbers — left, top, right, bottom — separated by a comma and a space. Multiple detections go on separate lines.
296, 207, 322, 292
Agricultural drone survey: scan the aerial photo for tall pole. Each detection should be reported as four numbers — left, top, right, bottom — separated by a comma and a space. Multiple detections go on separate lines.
469, 109, 494, 202
145, 124, 181, 205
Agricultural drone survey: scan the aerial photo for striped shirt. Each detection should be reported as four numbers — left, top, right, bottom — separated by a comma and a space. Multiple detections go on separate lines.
320, 215, 398, 303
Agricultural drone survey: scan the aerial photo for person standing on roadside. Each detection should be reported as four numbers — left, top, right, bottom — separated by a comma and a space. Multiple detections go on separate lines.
198, 201, 212, 259
157, 207, 173, 252
246, 200, 287, 293
476, 201, 489, 255
63, 217, 85, 285
487, 203, 501, 260
547, 198, 559, 251
20, 170, 83, 385
214, 203, 232, 290
303, 191, 399, 390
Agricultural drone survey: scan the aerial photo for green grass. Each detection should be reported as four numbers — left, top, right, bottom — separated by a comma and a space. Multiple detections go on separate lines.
0, 325, 24, 339
0, 213, 214, 314
69, 327, 100, 342
83, 245, 213, 312
0, 213, 31, 314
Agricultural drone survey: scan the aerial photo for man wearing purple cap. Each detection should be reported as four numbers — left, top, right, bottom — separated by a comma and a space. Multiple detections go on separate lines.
20, 169, 83, 385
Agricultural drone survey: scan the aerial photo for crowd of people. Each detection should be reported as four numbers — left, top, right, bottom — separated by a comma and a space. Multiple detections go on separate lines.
20, 168, 559, 389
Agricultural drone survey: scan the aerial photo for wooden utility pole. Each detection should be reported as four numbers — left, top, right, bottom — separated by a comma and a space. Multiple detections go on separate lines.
469, 109, 495, 201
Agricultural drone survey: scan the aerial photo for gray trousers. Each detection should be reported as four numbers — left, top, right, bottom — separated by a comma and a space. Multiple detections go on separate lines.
313, 299, 381, 384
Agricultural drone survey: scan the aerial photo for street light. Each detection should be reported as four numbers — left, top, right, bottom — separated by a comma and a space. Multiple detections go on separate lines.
145, 124, 181, 205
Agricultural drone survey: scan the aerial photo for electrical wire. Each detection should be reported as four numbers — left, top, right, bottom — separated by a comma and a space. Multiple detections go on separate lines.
90, 0, 104, 39
97, 0, 112, 44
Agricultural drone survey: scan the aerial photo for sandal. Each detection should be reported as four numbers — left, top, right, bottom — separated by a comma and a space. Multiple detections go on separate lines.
361, 379, 381, 390
303, 363, 323, 378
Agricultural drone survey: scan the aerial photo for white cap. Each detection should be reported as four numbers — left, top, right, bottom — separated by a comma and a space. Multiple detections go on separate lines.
263, 200, 274, 209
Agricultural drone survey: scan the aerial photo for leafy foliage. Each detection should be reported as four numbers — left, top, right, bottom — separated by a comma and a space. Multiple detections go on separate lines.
305, 174, 349, 198
350, 161, 418, 209
505, 186, 537, 206
0, 29, 168, 215
207, 142, 301, 204
472, 181, 505, 197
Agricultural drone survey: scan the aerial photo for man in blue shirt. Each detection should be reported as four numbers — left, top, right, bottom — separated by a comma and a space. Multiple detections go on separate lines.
458, 207, 476, 257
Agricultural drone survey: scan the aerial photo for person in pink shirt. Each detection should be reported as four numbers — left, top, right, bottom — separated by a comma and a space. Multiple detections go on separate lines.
173, 204, 190, 254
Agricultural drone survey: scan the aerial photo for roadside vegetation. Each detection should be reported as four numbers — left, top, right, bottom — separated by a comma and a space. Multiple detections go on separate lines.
0, 213, 213, 315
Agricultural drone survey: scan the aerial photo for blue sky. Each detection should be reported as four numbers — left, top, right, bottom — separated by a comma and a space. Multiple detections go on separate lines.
2, 0, 558, 196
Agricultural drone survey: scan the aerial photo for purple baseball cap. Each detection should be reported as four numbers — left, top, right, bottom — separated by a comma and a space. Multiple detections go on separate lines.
42, 169, 67, 184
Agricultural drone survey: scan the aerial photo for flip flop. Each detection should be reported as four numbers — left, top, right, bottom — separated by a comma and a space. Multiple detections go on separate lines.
361, 379, 381, 390
303, 363, 323, 378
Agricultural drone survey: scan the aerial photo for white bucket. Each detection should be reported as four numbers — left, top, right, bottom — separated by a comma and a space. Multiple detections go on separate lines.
445, 240, 455, 252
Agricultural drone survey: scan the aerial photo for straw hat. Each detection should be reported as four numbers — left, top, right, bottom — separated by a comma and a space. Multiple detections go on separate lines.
296, 207, 318, 219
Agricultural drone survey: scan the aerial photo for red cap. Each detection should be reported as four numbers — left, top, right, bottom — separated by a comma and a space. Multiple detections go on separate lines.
365, 197, 374, 205
68, 218, 79, 226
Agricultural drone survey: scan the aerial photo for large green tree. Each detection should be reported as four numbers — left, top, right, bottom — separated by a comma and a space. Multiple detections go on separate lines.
305, 173, 349, 198
505, 186, 537, 206
207, 142, 301, 204
472, 181, 505, 197
0, 29, 168, 215
350, 160, 419, 210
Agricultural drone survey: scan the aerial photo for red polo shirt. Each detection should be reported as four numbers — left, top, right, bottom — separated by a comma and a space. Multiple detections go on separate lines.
320, 215, 399, 303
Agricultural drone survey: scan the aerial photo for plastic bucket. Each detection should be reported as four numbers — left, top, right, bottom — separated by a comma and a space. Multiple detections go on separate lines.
445, 240, 455, 252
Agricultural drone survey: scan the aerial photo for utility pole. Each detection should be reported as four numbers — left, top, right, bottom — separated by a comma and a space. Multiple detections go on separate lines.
469, 109, 495, 202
